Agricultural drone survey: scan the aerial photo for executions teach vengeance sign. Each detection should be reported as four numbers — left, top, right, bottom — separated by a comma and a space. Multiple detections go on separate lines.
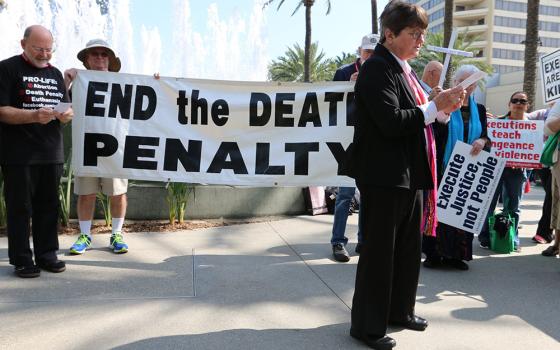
71, 70, 356, 186
487, 119, 544, 168
436, 142, 506, 234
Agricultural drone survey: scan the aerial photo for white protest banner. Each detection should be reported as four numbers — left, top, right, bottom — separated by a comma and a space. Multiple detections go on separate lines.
436, 141, 506, 234
71, 70, 357, 186
540, 48, 560, 104
487, 119, 544, 168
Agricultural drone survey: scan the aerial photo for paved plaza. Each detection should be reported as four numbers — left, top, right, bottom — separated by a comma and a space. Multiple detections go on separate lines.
0, 186, 558, 350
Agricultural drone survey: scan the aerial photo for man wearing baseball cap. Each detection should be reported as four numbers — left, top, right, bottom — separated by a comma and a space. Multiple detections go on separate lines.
329, 33, 379, 262
64, 39, 129, 255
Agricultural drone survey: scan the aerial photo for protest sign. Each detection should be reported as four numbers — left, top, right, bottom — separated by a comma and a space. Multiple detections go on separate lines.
436, 141, 506, 234
71, 70, 356, 186
487, 119, 544, 168
540, 48, 560, 104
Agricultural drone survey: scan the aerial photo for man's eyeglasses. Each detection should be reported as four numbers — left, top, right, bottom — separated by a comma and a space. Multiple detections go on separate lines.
407, 30, 426, 40
510, 98, 528, 105
31, 45, 54, 54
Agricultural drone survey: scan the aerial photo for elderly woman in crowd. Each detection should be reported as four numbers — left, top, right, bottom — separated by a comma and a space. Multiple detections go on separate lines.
423, 64, 490, 271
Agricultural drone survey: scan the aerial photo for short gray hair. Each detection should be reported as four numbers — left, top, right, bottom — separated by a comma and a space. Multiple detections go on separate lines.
453, 64, 480, 85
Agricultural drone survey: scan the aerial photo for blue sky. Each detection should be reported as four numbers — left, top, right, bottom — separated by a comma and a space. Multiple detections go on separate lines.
129, 0, 389, 78
0, 0, 389, 81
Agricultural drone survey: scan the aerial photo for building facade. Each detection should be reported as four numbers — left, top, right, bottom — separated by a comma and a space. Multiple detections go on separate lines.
410, 0, 560, 75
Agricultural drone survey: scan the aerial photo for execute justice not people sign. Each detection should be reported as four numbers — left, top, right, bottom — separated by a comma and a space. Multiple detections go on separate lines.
487, 119, 544, 168
437, 142, 506, 234
71, 70, 356, 186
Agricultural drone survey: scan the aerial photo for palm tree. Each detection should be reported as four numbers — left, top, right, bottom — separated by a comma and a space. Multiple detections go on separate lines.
268, 42, 336, 82
263, 0, 331, 82
333, 51, 357, 67
371, 0, 378, 34
442, 0, 454, 88
522, 0, 540, 113
411, 31, 492, 84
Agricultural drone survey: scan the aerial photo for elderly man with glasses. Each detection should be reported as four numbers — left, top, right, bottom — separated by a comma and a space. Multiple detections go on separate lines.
64, 39, 129, 255
0, 25, 73, 278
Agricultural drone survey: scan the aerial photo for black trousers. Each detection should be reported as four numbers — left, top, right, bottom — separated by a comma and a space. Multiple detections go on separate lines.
2, 164, 62, 266
351, 185, 422, 337
535, 168, 553, 239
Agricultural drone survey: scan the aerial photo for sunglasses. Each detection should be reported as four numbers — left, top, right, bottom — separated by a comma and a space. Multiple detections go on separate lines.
510, 98, 528, 105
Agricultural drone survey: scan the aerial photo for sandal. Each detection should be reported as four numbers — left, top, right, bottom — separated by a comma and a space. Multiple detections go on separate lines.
541, 245, 559, 257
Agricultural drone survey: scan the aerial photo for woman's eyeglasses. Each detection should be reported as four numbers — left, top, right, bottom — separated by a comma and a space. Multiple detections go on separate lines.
510, 98, 528, 105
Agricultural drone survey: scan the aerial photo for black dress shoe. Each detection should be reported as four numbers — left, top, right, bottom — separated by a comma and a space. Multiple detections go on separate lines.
38, 260, 66, 273
14, 265, 41, 278
350, 330, 396, 350
389, 315, 428, 331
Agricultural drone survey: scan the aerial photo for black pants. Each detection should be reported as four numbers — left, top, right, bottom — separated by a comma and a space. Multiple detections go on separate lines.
351, 185, 422, 337
3, 164, 62, 266
536, 168, 553, 239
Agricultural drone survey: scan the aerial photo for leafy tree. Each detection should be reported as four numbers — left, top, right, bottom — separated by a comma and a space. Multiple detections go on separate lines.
410, 31, 492, 86
263, 0, 331, 82
268, 42, 336, 82
523, 0, 540, 112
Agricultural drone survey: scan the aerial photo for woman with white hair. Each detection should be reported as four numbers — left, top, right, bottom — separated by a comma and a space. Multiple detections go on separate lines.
423, 64, 491, 270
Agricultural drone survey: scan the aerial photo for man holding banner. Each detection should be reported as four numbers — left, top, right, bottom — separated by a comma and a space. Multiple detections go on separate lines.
347, 2, 465, 348
64, 39, 129, 255
0, 25, 73, 278
330, 33, 378, 262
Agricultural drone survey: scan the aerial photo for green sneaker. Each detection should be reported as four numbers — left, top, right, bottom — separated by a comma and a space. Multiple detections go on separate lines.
110, 232, 128, 254
69, 234, 92, 255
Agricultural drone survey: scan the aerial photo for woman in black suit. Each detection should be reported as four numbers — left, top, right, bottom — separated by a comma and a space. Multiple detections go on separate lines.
348, 1, 466, 349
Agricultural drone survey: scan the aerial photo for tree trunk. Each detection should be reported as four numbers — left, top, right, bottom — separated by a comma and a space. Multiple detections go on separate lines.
304, 3, 312, 82
523, 0, 540, 112
371, 0, 378, 34
442, 0, 454, 88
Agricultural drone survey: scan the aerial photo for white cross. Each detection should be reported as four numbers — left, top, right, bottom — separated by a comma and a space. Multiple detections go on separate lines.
426, 28, 474, 87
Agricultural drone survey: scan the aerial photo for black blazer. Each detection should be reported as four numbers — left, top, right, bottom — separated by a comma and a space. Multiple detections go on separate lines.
347, 44, 433, 190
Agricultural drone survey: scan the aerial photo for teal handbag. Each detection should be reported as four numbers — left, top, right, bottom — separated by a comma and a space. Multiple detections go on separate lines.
540, 132, 560, 167
489, 212, 515, 254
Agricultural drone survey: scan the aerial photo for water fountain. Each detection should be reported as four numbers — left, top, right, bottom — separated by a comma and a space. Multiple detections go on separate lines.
0, 0, 269, 80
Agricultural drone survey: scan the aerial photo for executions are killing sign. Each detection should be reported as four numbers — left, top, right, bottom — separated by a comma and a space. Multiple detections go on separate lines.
71, 70, 356, 186
436, 142, 506, 234
540, 48, 560, 104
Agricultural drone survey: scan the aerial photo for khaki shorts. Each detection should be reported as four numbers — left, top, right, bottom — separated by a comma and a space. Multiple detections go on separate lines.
74, 177, 128, 196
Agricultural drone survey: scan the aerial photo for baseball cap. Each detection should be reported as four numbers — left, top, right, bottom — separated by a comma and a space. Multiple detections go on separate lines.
361, 34, 380, 50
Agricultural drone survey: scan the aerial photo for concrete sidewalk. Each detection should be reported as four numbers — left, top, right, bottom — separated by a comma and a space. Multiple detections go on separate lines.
0, 186, 559, 350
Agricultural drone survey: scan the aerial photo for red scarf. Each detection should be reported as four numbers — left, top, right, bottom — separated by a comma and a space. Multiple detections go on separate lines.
403, 67, 438, 237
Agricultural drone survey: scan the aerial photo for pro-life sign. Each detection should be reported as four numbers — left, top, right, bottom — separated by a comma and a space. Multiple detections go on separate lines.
540, 48, 560, 104
437, 142, 506, 234
487, 119, 544, 168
